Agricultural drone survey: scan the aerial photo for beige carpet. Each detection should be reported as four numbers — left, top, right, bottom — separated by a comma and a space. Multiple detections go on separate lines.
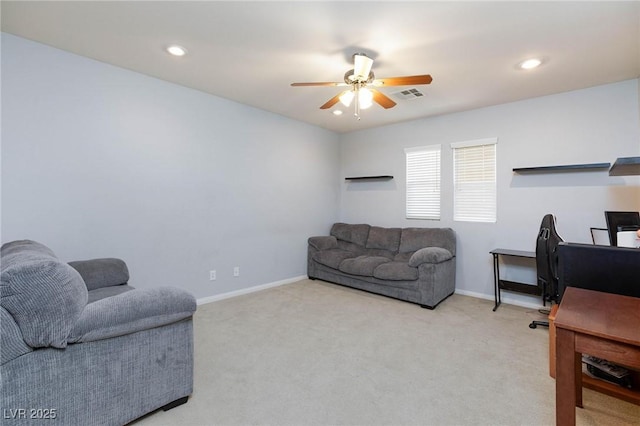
134, 279, 640, 425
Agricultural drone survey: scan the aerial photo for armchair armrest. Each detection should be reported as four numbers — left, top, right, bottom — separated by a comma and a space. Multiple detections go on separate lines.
68, 287, 196, 343
68, 258, 129, 291
408, 247, 453, 267
308, 236, 338, 251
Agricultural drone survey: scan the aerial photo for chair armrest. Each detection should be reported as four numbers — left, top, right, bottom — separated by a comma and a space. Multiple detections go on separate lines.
308, 236, 338, 251
68, 287, 196, 343
408, 247, 453, 267
68, 258, 129, 291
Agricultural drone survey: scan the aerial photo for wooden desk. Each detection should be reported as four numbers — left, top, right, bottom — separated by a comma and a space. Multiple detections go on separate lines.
554, 287, 640, 425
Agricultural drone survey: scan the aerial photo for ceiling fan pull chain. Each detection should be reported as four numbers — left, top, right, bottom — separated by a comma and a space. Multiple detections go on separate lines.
354, 83, 361, 120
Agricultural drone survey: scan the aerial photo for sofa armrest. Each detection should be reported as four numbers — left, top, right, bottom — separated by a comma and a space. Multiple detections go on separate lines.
68, 287, 196, 343
68, 258, 129, 291
308, 236, 338, 251
408, 247, 453, 267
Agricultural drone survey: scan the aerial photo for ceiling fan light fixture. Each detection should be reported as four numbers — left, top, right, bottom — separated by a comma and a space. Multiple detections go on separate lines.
353, 54, 374, 80
358, 88, 374, 109
339, 90, 355, 107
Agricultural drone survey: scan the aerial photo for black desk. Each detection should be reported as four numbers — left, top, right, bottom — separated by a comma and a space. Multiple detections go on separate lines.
490, 248, 538, 311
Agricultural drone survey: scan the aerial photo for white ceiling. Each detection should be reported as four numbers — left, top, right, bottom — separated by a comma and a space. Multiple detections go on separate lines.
2, 1, 639, 133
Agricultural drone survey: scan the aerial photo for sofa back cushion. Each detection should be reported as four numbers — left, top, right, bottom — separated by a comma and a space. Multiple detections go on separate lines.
399, 228, 456, 255
365, 226, 402, 252
0, 240, 88, 349
330, 223, 370, 247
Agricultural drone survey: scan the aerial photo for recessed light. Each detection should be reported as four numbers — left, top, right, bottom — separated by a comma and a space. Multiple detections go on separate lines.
518, 58, 542, 70
333, 110, 343, 116
166, 45, 188, 57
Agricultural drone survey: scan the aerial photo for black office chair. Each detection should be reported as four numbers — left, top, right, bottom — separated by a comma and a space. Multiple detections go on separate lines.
529, 214, 563, 329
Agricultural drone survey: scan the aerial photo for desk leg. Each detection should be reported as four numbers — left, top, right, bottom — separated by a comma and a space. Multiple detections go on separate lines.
575, 351, 583, 409
556, 328, 579, 426
492, 253, 501, 311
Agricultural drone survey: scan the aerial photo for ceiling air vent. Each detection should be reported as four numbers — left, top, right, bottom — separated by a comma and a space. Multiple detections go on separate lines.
392, 88, 425, 101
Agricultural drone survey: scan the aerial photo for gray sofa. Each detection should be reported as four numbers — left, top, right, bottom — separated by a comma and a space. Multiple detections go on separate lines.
308, 223, 456, 309
1, 240, 197, 425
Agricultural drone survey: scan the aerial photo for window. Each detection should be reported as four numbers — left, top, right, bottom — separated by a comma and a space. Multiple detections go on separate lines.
451, 138, 497, 223
405, 145, 441, 220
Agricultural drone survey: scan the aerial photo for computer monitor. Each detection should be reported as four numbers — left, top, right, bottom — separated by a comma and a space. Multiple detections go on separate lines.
604, 211, 640, 246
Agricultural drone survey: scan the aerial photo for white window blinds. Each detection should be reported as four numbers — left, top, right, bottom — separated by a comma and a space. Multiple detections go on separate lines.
451, 138, 497, 223
405, 145, 441, 220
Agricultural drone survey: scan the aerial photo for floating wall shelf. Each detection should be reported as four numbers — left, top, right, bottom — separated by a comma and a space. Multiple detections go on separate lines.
512, 163, 611, 174
609, 157, 640, 176
345, 175, 394, 181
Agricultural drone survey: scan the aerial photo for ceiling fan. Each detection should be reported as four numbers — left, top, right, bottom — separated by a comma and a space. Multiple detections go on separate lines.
291, 53, 432, 119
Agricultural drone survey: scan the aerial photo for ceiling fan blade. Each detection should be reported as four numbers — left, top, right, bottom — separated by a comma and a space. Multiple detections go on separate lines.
320, 92, 346, 109
291, 82, 346, 87
371, 89, 397, 109
374, 74, 433, 86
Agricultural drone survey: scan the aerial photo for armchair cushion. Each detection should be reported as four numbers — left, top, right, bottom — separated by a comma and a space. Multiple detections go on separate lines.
0, 307, 32, 365
87, 284, 135, 304
68, 258, 129, 291
1, 240, 87, 349
69, 287, 197, 343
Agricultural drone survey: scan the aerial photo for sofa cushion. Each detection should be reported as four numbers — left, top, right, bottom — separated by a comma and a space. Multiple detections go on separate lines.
393, 252, 413, 262
308, 236, 338, 251
408, 247, 453, 266
312, 249, 357, 269
399, 227, 456, 255
363, 248, 395, 260
366, 226, 402, 252
339, 256, 391, 277
373, 261, 419, 281
0, 240, 88, 349
68, 258, 129, 291
330, 223, 370, 247
336, 240, 368, 255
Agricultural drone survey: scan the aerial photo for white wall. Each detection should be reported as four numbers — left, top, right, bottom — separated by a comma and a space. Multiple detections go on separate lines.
3, 33, 639, 308
339, 79, 640, 306
1, 34, 340, 299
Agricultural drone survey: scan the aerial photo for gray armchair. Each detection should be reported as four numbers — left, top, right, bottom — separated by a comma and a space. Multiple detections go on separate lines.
1, 240, 196, 425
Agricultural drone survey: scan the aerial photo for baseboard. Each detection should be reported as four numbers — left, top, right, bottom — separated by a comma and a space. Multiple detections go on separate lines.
196, 275, 307, 305
455, 288, 544, 310
197, 278, 544, 310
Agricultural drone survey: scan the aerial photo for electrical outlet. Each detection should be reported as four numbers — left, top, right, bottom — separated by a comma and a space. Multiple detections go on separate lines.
233, 266, 240, 277
209, 270, 216, 281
